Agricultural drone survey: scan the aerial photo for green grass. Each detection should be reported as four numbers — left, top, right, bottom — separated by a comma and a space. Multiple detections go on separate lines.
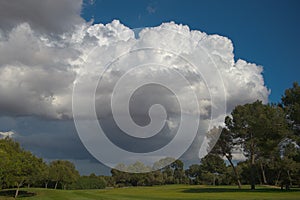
1, 185, 300, 200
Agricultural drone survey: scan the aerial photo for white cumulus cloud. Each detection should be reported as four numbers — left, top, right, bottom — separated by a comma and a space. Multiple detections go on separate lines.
0, 19, 269, 121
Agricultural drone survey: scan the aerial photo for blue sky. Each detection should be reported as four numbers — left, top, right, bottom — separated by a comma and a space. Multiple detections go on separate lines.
81, 0, 300, 102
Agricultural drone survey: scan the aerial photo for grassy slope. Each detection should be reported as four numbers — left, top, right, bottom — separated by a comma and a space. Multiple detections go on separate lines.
1, 185, 300, 200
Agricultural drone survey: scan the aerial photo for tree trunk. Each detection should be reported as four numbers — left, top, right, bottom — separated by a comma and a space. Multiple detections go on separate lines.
15, 187, 19, 199
260, 162, 267, 184
275, 170, 281, 186
45, 182, 48, 189
286, 170, 292, 190
226, 155, 242, 189
14, 182, 22, 199
250, 153, 256, 190
54, 181, 58, 190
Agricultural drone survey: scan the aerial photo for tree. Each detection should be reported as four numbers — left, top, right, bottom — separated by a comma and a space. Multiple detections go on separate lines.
200, 154, 226, 185
280, 82, 300, 189
127, 161, 151, 173
152, 157, 176, 171
25, 158, 47, 188
0, 144, 10, 189
0, 138, 40, 198
111, 165, 131, 187
171, 160, 186, 184
70, 174, 106, 189
226, 101, 289, 189
210, 126, 242, 189
102, 175, 115, 187
281, 82, 300, 136
162, 165, 174, 184
185, 164, 201, 184
40, 163, 50, 189
276, 140, 300, 189
148, 170, 164, 185
152, 157, 176, 184
49, 160, 79, 189
111, 162, 153, 187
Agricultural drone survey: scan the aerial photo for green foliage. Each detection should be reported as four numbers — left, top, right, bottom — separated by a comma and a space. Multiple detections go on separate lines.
227, 101, 289, 156
200, 154, 226, 175
5, 145, 105, 191
226, 100, 290, 189
185, 164, 201, 184
126, 161, 151, 173
210, 127, 242, 188
171, 160, 187, 184
0, 146, 9, 189
111, 159, 188, 186
281, 82, 300, 140
49, 160, 80, 189
200, 154, 226, 185
0, 138, 42, 198
282, 82, 300, 126
69, 174, 106, 189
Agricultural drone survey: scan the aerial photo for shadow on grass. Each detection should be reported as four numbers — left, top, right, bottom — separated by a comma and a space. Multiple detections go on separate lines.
182, 187, 300, 193
0, 190, 36, 198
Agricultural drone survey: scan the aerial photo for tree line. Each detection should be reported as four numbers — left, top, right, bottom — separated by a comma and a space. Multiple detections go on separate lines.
109, 82, 300, 190
0, 82, 299, 198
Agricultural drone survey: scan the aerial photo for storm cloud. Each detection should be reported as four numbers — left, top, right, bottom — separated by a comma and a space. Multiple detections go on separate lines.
0, 0, 84, 34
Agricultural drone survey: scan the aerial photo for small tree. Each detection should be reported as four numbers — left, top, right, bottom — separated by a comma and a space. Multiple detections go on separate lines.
171, 160, 186, 184
40, 163, 50, 189
49, 160, 79, 189
0, 138, 40, 198
25, 158, 47, 188
185, 164, 201, 184
200, 154, 226, 185
70, 174, 106, 189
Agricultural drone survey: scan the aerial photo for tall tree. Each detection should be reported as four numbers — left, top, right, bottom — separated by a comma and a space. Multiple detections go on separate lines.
281, 82, 300, 140
210, 126, 242, 189
226, 101, 289, 189
280, 82, 300, 189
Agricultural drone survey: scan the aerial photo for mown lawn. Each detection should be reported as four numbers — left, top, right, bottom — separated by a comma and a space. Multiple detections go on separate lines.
1, 185, 300, 200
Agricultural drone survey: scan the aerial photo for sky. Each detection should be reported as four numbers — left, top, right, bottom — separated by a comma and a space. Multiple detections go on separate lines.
0, 0, 299, 175
81, 0, 300, 103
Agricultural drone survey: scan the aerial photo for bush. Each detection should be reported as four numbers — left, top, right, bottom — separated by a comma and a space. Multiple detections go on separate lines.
69, 175, 106, 190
